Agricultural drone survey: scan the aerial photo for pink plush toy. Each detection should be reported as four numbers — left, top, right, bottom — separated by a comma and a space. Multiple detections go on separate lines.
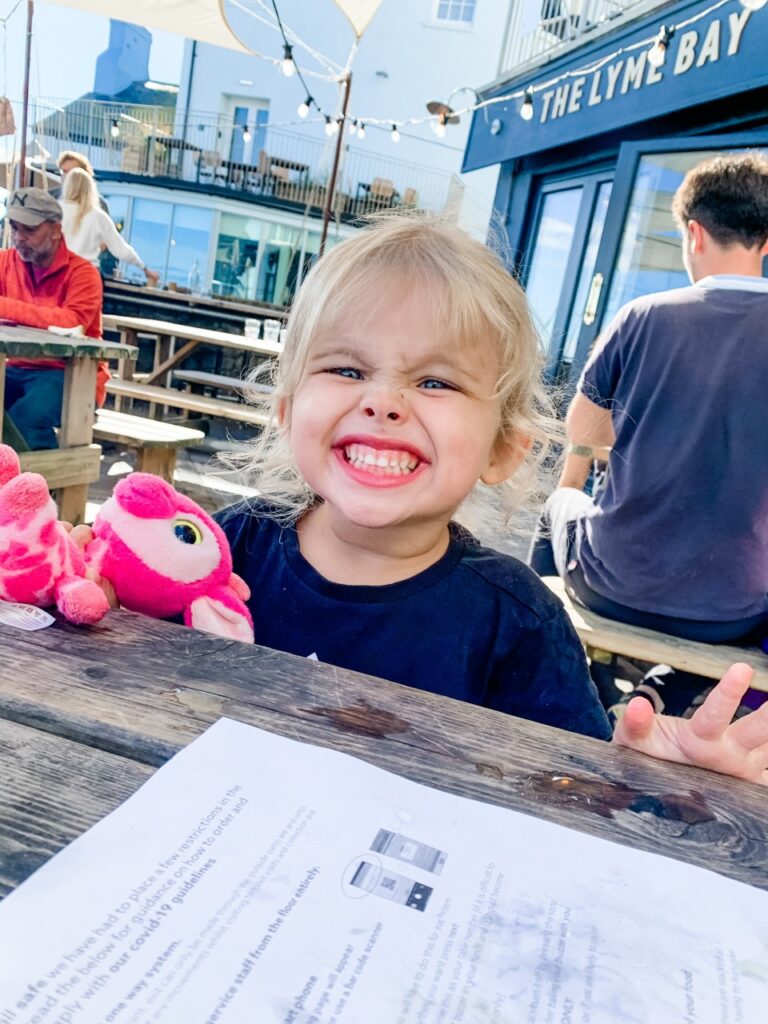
88, 473, 254, 642
0, 446, 109, 624
0, 443, 253, 642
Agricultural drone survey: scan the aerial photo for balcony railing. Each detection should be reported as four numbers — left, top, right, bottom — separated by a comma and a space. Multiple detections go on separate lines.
499, 0, 670, 77
30, 97, 462, 221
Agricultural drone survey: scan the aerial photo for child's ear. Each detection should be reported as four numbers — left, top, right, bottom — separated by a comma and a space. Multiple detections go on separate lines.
480, 431, 531, 486
277, 398, 289, 427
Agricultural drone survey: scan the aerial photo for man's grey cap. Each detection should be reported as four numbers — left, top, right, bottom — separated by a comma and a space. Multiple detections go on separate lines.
7, 187, 62, 227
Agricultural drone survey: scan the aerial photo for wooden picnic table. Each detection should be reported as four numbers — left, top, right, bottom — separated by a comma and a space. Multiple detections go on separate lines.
0, 609, 766, 901
102, 314, 283, 387
0, 325, 137, 523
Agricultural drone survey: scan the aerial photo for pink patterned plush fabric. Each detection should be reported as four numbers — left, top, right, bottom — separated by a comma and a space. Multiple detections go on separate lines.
90, 474, 253, 642
0, 445, 109, 624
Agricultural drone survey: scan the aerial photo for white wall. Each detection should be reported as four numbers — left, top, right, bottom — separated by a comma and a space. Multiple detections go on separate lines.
175, 0, 508, 236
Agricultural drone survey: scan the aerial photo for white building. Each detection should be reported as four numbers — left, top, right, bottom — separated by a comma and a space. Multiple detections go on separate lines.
35, 2, 506, 306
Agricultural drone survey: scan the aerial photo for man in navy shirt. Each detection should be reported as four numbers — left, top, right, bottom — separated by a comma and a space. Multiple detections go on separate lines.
541, 153, 768, 647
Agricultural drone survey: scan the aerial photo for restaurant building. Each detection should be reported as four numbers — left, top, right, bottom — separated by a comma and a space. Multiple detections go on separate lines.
463, 0, 768, 384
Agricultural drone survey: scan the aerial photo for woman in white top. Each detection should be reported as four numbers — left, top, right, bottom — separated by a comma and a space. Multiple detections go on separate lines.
61, 169, 159, 286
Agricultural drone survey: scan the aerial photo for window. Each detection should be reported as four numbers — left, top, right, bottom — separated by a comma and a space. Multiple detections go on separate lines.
124, 198, 172, 284
435, 0, 476, 25
165, 205, 214, 290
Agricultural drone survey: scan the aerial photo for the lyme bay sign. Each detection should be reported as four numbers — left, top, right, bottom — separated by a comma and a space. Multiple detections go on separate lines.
464, 1, 768, 168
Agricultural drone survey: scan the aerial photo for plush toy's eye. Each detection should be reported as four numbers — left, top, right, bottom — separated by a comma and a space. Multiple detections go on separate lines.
173, 518, 203, 545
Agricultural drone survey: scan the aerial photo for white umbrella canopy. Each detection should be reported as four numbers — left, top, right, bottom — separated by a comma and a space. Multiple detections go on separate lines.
334, 0, 383, 39
45, 0, 252, 53
45, 0, 384, 51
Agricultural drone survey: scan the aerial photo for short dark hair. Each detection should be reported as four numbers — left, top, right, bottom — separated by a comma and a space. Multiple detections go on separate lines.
672, 152, 768, 250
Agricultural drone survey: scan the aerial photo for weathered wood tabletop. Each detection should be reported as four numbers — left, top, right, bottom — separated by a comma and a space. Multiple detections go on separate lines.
0, 326, 137, 523
0, 610, 766, 901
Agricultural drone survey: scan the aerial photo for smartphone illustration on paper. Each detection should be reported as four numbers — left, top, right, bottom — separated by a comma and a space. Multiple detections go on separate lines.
369, 829, 447, 875
350, 860, 433, 911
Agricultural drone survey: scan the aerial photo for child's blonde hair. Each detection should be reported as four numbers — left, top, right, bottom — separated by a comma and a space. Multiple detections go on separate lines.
62, 167, 99, 233
230, 214, 559, 530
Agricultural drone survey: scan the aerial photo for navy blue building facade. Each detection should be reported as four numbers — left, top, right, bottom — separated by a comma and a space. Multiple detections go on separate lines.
464, 0, 768, 382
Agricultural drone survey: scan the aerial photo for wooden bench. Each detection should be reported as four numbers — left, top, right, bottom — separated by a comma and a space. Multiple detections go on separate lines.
173, 369, 273, 402
93, 411, 206, 482
544, 576, 768, 693
105, 379, 270, 428
19, 445, 102, 491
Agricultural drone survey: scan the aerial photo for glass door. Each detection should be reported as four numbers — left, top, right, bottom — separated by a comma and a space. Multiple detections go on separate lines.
521, 171, 613, 379
568, 132, 768, 381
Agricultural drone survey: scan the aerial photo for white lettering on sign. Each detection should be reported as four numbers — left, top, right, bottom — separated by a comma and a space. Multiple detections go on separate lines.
621, 51, 647, 94
536, 11, 755, 124
727, 9, 750, 54
697, 19, 721, 67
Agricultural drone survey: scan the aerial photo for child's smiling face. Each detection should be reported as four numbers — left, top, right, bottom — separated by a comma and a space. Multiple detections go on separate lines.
286, 286, 521, 536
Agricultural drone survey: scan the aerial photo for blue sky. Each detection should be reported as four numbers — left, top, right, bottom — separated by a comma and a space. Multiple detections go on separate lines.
2, 1, 184, 106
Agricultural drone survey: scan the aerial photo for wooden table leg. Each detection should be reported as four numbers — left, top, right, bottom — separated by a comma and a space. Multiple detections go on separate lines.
58, 357, 98, 526
136, 447, 176, 482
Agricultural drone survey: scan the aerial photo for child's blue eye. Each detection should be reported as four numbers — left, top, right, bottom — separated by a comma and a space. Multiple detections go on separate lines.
419, 378, 455, 390
329, 366, 363, 380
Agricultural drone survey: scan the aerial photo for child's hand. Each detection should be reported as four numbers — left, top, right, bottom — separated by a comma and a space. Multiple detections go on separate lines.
63, 523, 119, 610
612, 663, 768, 785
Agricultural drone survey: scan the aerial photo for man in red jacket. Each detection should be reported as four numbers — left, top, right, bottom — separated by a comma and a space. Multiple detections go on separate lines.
1, 187, 104, 449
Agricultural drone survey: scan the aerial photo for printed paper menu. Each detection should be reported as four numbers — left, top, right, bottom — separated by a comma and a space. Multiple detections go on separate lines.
0, 717, 765, 1023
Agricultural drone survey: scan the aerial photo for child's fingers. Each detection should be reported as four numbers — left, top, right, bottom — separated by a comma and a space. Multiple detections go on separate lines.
69, 524, 95, 551
729, 699, 768, 750
612, 696, 655, 745
689, 664, 753, 741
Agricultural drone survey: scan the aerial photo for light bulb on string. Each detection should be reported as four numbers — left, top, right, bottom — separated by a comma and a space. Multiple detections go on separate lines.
739, 0, 766, 10
324, 116, 334, 136
648, 25, 674, 68
110, 118, 120, 139
297, 96, 312, 119
242, 125, 252, 144
348, 118, 357, 135
431, 113, 447, 138
520, 90, 534, 122
281, 43, 296, 77
391, 124, 400, 143
357, 122, 366, 140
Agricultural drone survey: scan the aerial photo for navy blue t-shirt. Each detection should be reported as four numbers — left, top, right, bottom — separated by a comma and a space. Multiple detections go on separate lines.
580, 278, 768, 620
216, 503, 611, 740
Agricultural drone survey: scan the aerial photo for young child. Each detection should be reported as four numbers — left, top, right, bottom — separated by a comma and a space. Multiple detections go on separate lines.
76, 216, 764, 782
211, 215, 765, 785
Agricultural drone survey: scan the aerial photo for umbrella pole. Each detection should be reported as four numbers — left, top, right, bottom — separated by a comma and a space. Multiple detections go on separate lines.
319, 72, 351, 258
18, 0, 35, 188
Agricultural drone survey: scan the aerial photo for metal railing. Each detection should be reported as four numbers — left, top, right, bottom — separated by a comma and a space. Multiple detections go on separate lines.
499, 0, 669, 76
29, 97, 461, 219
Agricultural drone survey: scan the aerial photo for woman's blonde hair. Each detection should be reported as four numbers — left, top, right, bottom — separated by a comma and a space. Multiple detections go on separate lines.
228, 214, 560, 530
62, 167, 98, 232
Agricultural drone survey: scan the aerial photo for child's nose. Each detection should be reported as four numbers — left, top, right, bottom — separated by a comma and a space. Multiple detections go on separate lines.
360, 384, 407, 422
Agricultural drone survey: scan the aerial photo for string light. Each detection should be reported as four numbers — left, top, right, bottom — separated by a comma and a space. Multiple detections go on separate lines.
520, 89, 534, 121
390, 124, 400, 143
281, 43, 296, 77
110, 118, 120, 139
324, 115, 335, 136
648, 25, 675, 68
348, 118, 358, 135
431, 113, 447, 138
739, 0, 766, 9
242, 125, 252, 143
356, 122, 366, 139
297, 96, 313, 118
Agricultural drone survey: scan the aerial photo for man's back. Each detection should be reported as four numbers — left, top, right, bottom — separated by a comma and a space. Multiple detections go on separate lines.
580, 277, 768, 620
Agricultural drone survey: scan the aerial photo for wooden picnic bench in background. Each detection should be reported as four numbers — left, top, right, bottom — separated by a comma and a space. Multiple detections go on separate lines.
105, 378, 270, 427
173, 369, 274, 402
93, 410, 206, 482
544, 576, 768, 692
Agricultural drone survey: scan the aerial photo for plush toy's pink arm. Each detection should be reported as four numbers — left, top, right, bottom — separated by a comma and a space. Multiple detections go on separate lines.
55, 575, 110, 625
229, 572, 250, 602
184, 586, 254, 643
